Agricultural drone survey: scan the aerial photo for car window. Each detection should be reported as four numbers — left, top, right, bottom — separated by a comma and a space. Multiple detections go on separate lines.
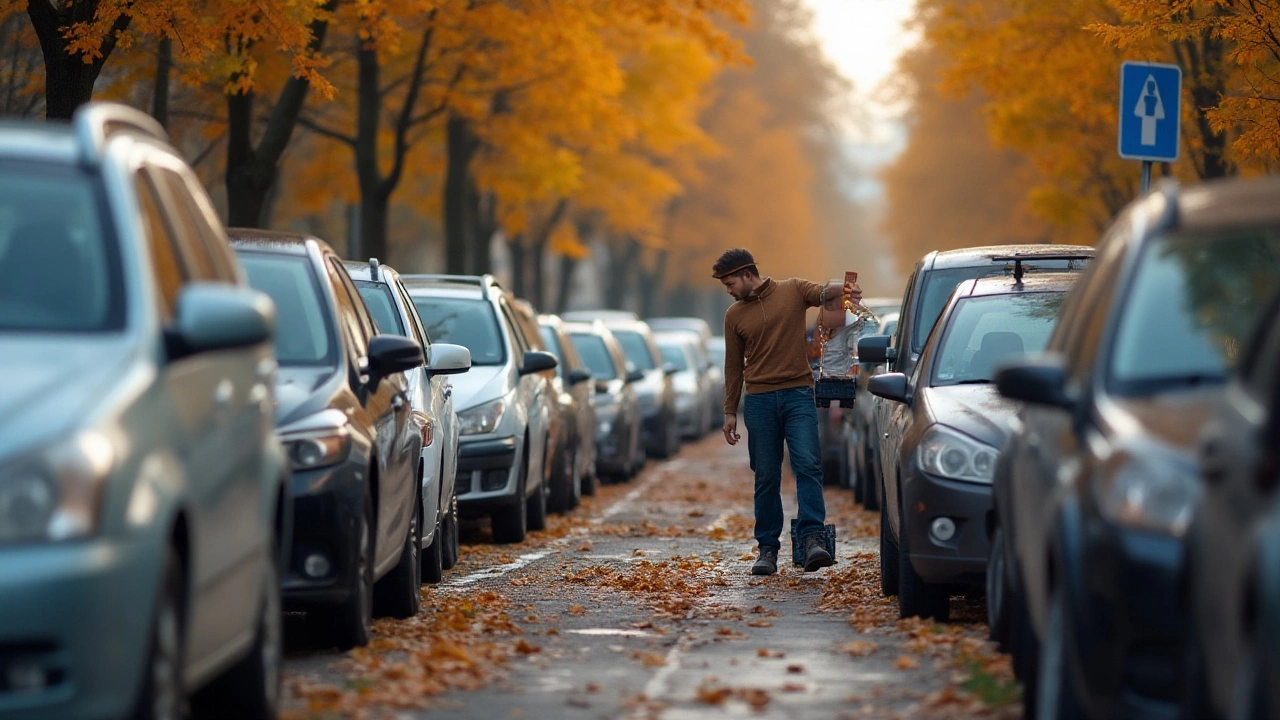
413, 296, 506, 365
613, 330, 656, 371
329, 258, 376, 342
0, 163, 122, 332
539, 325, 565, 375
137, 175, 187, 322
239, 252, 336, 365
326, 260, 369, 363
932, 292, 1066, 385
394, 281, 429, 349
155, 167, 237, 283
1109, 227, 1280, 394
658, 342, 689, 371
498, 300, 530, 354
354, 280, 405, 335
570, 333, 619, 380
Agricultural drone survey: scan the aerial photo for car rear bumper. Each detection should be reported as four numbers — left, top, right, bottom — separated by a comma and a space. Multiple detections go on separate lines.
283, 462, 364, 608
0, 538, 160, 720
455, 436, 521, 516
900, 467, 992, 585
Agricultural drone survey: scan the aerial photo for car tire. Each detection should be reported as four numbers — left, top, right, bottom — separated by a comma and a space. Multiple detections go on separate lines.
192, 542, 282, 720
898, 502, 950, 621
862, 447, 881, 511
526, 446, 549, 532
318, 491, 374, 650
879, 485, 899, 597
1010, 581, 1039, 687
374, 488, 423, 619
421, 511, 445, 585
548, 441, 576, 514
492, 445, 528, 544
441, 493, 460, 570
987, 525, 1012, 650
1179, 614, 1214, 720
1034, 584, 1083, 720
852, 456, 864, 504
134, 547, 187, 720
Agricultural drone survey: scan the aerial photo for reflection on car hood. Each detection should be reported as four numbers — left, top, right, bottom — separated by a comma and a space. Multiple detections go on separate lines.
274, 365, 338, 426
923, 383, 1018, 449
0, 336, 135, 455
1106, 388, 1221, 451
449, 365, 510, 410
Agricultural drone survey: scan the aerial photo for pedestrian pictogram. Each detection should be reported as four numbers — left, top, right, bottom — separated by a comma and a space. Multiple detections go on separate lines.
1134, 76, 1165, 146
1118, 61, 1181, 163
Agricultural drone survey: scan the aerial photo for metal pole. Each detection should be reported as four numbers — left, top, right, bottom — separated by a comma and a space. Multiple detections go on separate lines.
1140, 160, 1152, 194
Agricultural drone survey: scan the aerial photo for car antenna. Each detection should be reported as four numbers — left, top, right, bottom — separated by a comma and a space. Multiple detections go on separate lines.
369, 257, 380, 280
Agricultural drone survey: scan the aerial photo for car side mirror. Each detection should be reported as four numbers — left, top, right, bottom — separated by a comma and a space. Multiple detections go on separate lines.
427, 342, 471, 376
857, 335, 896, 364
995, 355, 1074, 409
662, 363, 679, 377
367, 334, 424, 387
567, 367, 593, 385
867, 373, 910, 404
625, 369, 645, 384
595, 380, 610, 394
172, 283, 274, 357
520, 350, 558, 375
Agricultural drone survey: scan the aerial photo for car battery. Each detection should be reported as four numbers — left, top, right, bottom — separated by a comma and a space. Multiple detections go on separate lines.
814, 377, 857, 408
789, 520, 837, 567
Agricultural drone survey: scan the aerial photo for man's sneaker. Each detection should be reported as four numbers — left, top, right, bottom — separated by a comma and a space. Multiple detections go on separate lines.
803, 534, 834, 572
751, 548, 778, 576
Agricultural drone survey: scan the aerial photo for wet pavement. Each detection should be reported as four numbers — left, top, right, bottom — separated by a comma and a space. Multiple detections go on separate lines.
281, 436, 1019, 719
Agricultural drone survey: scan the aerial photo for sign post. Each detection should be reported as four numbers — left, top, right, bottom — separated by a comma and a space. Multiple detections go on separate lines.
1118, 61, 1182, 193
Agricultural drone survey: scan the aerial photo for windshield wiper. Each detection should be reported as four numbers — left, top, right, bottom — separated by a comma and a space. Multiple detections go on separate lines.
942, 378, 992, 386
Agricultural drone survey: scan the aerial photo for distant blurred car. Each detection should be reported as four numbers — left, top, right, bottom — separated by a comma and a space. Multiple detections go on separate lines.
509, 299, 569, 516
847, 310, 898, 504
403, 275, 558, 544
654, 332, 713, 440
538, 314, 598, 508
993, 179, 1280, 718
565, 321, 646, 481
647, 316, 712, 343
648, 317, 721, 431
863, 271, 1076, 621
0, 103, 289, 719
562, 309, 639, 323
232, 230, 427, 651
600, 318, 680, 458
344, 259, 471, 581
860, 296, 902, 320
707, 335, 728, 422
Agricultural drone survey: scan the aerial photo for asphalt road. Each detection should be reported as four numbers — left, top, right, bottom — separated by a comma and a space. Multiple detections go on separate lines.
281, 435, 1018, 720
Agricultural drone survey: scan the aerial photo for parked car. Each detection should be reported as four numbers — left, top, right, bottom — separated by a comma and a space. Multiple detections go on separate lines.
600, 318, 681, 458
847, 310, 899, 504
1183, 284, 1280, 720
654, 331, 714, 440
0, 103, 290, 720
563, 309, 640, 323
538, 314, 599, 507
344, 259, 471, 582
403, 275, 558, 543
862, 271, 1077, 620
860, 295, 903, 320
992, 178, 1280, 718
855, 246, 1093, 512
649, 317, 722, 431
231, 230, 426, 651
565, 321, 647, 481
510, 299, 569, 513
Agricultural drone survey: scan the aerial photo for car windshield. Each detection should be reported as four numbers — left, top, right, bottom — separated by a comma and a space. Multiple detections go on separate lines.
658, 343, 689, 371
0, 164, 121, 332
707, 341, 725, 366
539, 326, 565, 376
353, 281, 404, 335
932, 292, 1065, 385
1109, 228, 1280, 394
413, 296, 506, 366
613, 330, 655, 370
569, 333, 618, 380
239, 253, 336, 365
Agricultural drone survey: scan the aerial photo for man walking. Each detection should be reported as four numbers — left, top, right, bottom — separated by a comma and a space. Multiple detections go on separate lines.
714, 248, 857, 575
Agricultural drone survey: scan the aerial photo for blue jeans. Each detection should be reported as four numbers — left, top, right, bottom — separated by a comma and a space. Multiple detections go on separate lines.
742, 385, 826, 551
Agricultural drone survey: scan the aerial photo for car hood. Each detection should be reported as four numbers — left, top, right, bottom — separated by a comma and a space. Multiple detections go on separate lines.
0, 335, 137, 455
274, 365, 338, 427
923, 383, 1019, 449
1105, 388, 1221, 452
449, 364, 510, 410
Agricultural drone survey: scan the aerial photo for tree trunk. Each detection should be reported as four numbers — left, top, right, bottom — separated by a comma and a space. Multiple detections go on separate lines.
151, 38, 171, 129
605, 238, 640, 310
445, 114, 480, 274
1171, 13, 1230, 179
27, 0, 128, 120
508, 237, 527, 297
354, 42, 382, 259
639, 250, 668, 318
555, 254, 577, 313
529, 199, 568, 309
470, 187, 496, 274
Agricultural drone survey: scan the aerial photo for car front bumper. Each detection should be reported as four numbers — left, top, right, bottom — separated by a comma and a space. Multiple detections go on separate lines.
900, 466, 992, 585
283, 461, 365, 608
455, 436, 520, 516
0, 537, 160, 720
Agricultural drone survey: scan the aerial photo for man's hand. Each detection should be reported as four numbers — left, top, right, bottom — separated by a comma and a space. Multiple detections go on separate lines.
844, 281, 864, 306
723, 413, 741, 445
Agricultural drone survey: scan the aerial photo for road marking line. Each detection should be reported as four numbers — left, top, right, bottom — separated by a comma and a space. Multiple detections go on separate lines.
445, 550, 553, 587
640, 641, 683, 704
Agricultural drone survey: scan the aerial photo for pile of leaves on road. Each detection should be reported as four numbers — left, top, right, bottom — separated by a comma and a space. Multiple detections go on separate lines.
564, 554, 727, 618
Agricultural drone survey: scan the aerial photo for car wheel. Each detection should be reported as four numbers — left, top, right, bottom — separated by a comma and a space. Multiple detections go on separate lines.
192, 541, 282, 720
1180, 611, 1213, 720
852, 456, 864, 504
821, 455, 841, 487
134, 548, 187, 720
492, 445, 528, 543
863, 447, 881, 511
526, 446, 549, 532
441, 493, 460, 570
548, 442, 576, 514
420, 511, 444, 584
374, 487, 423, 619
897, 502, 950, 621
1035, 584, 1083, 720
879, 484, 899, 597
318, 491, 374, 649
987, 525, 1012, 650
570, 445, 582, 509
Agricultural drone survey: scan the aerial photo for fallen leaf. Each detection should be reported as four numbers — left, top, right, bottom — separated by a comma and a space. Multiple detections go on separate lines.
895, 655, 919, 670
838, 640, 878, 657
787, 663, 805, 674
568, 605, 586, 615
515, 639, 541, 654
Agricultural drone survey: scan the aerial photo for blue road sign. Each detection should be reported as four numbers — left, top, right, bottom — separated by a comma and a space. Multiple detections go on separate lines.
1119, 61, 1181, 162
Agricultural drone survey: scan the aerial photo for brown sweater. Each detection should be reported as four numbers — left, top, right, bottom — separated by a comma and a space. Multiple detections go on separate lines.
723, 277, 824, 413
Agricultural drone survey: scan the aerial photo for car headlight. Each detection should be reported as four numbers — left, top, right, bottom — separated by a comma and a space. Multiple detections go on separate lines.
459, 398, 505, 435
0, 431, 114, 543
281, 424, 351, 471
916, 425, 998, 484
1095, 454, 1200, 536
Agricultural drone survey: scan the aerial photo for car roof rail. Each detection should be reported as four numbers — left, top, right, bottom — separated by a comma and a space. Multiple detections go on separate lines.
73, 102, 168, 168
989, 252, 1095, 284
369, 257, 380, 280
402, 273, 496, 299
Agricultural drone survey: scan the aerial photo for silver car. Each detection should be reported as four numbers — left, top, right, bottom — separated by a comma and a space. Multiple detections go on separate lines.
653, 331, 713, 440
0, 104, 288, 719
